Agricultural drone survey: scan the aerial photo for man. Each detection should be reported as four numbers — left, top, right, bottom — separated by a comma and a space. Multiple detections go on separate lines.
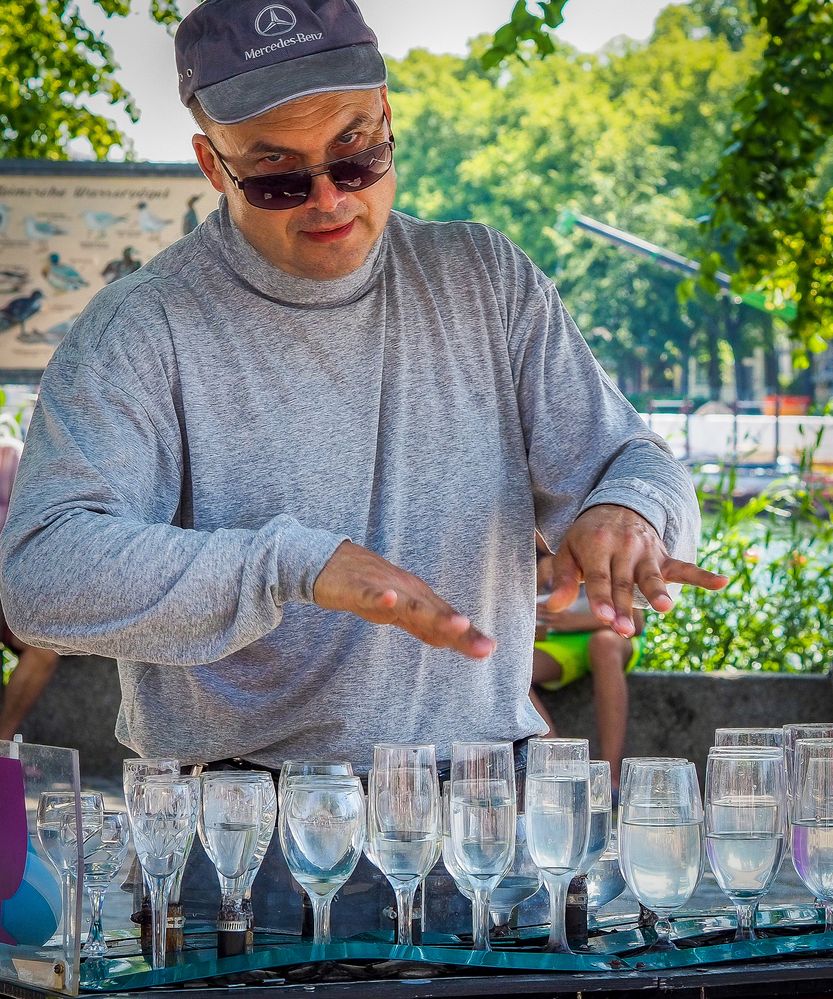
0, 0, 726, 770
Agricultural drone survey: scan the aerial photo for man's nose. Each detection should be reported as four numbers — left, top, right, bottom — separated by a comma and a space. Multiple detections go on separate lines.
306, 171, 349, 213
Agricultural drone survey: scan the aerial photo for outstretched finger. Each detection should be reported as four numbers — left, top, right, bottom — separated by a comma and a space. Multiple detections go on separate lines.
661, 558, 729, 590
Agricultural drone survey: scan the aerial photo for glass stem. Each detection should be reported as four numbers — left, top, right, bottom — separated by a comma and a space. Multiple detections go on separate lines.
734, 902, 757, 941
544, 874, 570, 953
393, 883, 417, 947
471, 887, 492, 952
654, 914, 675, 950
60, 872, 75, 956
85, 887, 107, 955
310, 892, 333, 946
147, 875, 172, 970
825, 903, 833, 932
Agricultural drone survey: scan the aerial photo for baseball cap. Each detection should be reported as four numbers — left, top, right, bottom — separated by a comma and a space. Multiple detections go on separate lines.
175, 0, 387, 124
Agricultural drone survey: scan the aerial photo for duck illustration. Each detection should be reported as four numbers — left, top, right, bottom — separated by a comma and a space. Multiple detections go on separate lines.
182, 195, 202, 236
0, 268, 28, 294
101, 247, 141, 284
0, 204, 10, 237
82, 210, 127, 239
24, 217, 67, 244
0, 290, 44, 335
42, 253, 88, 292
18, 313, 77, 347
137, 202, 173, 237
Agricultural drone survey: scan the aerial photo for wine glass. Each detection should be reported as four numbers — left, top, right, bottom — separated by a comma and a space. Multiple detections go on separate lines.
449, 742, 516, 952
278, 761, 353, 933
198, 774, 263, 932
278, 775, 365, 946
525, 738, 590, 953
366, 744, 441, 947
619, 760, 704, 950
715, 728, 783, 749
37, 792, 103, 955
127, 775, 200, 970
705, 746, 786, 940
82, 811, 131, 957
790, 738, 833, 930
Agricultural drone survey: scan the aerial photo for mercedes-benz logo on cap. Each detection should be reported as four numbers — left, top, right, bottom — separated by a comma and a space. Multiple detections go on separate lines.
254, 4, 296, 36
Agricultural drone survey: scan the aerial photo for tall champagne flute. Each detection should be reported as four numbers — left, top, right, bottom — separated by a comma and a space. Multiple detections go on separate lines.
37, 792, 103, 956
127, 775, 200, 970
366, 744, 440, 946
279, 775, 365, 946
239, 774, 277, 924
450, 742, 516, 951
791, 738, 833, 930
525, 738, 590, 953
783, 725, 833, 798
619, 760, 704, 950
705, 747, 786, 940
198, 774, 263, 930
579, 761, 612, 875
715, 728, 783, 749
82, 810, 131, 957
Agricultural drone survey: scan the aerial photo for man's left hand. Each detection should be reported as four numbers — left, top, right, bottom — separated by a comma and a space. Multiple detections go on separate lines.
538, 504, 728, 638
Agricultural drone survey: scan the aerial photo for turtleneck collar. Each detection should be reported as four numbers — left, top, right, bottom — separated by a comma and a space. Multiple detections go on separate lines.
206, 196, 386, 309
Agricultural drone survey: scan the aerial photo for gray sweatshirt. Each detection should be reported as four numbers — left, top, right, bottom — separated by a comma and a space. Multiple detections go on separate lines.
0, 202, 699, 767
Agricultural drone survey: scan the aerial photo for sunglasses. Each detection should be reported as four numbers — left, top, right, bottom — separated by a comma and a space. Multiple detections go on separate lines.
206, 127, 396, 211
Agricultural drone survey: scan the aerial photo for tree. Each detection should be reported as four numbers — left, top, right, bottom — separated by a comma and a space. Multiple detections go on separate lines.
486, 1, 833, 356
0, 0, 180, 159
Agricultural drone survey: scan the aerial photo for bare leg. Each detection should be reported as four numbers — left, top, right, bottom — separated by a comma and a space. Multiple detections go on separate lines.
0, 645, 60, 741
530, 649, 563, 738
587, 630, 631, 792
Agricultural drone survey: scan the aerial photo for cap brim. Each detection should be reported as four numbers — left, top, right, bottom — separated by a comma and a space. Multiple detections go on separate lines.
196, 43, 387, 124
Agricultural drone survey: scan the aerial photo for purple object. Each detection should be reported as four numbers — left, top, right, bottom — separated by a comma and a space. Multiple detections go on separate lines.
0, 756, 28, 945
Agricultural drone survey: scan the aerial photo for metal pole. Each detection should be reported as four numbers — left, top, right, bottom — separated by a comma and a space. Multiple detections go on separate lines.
684, 400, 692, 462
774, 394, 781, 465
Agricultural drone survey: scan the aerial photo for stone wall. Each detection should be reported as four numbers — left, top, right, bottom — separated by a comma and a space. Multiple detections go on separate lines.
6, 657, 833, 779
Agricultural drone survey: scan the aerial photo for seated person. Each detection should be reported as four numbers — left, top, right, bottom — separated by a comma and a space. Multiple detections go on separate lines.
529, 584, 643, 801
0, 435, 59, 742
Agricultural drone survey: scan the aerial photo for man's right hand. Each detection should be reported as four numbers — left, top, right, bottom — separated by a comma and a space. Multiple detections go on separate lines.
313, 540, 496, 660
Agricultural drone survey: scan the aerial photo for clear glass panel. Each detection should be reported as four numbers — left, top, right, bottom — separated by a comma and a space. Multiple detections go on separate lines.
0, 739, 83, 996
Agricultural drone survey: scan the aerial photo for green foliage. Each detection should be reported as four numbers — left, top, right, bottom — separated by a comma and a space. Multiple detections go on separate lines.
392, 11, 785, 400
642, 435, 833, 673
0, 0, 182, 159
485, 0, 833, 357
699, 0, 833, 354
482, 2, 569, 69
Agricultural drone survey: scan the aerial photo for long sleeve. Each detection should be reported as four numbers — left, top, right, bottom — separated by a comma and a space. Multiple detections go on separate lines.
0, 343, 346, 665
505, 258, 700, 575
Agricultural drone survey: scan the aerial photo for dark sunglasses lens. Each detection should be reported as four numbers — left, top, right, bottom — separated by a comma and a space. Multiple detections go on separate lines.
330, 143, 393, 192
243, 171, 311, 210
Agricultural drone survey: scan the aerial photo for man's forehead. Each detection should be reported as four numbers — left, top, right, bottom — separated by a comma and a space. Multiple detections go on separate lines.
222, 89, 384, 148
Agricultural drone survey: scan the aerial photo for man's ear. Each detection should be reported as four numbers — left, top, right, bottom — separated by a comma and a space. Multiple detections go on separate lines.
193, 135, 225, 195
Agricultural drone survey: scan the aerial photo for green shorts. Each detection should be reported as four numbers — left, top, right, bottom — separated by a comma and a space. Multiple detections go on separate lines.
534, 631, 643, 691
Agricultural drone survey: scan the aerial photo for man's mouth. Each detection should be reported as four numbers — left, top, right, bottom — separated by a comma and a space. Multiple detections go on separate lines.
301, 220, 356, 243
